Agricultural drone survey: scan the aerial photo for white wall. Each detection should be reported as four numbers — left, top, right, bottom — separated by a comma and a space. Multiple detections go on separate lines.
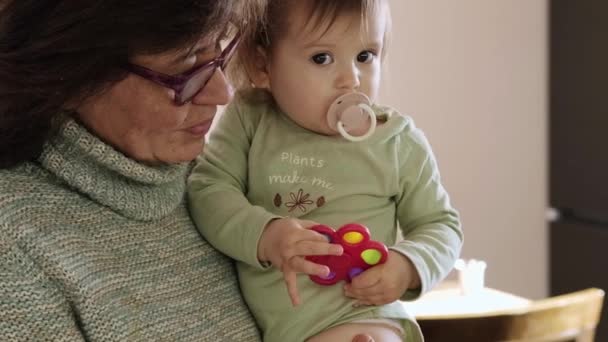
382, 1, 548, 299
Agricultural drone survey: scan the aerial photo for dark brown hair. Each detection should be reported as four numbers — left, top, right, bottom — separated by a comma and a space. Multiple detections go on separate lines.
230, 0, 390, 91
0, 0, 266, 168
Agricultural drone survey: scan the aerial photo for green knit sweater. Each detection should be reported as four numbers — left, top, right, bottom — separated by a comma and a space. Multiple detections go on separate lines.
0, 119, 261, 341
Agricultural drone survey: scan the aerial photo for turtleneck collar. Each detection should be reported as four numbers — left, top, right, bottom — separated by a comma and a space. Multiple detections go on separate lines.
38, 119, 190, 221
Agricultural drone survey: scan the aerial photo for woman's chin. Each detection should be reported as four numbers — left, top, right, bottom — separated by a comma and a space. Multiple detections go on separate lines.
160, 142, 205, 164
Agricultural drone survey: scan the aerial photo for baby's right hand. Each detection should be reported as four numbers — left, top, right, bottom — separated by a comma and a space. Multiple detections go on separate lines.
258, 217, 343, 306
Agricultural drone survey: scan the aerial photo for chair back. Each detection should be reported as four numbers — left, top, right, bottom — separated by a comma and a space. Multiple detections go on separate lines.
419, 288, 605, 342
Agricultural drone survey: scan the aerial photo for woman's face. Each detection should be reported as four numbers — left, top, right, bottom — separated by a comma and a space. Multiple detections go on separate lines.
76, 35, 233, 165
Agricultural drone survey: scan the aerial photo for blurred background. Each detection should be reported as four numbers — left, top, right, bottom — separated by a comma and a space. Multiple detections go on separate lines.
382, 0, 547, 299
382, 0, 607, 337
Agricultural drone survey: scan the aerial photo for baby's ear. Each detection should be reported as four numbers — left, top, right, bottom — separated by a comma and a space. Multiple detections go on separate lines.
247, 45, 271, 89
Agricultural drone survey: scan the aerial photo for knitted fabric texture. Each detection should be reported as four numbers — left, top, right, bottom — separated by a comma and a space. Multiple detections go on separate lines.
0, 119, 261, 341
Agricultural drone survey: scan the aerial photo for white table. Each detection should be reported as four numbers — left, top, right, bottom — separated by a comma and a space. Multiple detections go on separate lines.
403, 281, 531, 319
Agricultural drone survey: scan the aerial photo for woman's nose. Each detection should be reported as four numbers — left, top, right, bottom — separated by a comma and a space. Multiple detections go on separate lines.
335, 64, 361, 90
191, 68, 234, 106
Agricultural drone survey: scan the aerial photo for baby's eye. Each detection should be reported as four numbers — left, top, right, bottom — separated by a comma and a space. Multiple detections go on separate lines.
357, 50, 376, 64
311, 53, 334, 65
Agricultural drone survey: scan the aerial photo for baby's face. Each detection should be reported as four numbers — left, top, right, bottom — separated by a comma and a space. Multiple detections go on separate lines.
264, 2, 389, 136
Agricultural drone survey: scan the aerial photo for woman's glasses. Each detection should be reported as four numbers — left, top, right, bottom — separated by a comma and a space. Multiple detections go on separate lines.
125, 34, 240, 106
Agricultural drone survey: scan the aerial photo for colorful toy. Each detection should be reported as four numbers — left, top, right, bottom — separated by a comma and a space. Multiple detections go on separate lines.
306, 223, 388, 286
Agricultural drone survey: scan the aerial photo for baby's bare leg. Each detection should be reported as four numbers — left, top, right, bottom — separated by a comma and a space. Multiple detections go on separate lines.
306, 323, 403, 342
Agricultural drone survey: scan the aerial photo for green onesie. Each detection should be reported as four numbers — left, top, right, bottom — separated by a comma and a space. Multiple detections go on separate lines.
188, 90, 463, 342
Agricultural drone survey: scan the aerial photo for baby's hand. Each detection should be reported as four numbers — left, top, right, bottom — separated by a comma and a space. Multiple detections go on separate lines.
343, 251, 421, 306
258, 217, 343, 306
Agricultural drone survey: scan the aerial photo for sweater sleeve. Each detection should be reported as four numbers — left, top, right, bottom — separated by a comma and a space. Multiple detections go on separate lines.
188, 98, 280, 269
391, 127, 463, 301
0, 234, 86, 341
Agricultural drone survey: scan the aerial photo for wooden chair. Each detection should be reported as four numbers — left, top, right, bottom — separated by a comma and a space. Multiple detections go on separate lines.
418, 288, 605, 342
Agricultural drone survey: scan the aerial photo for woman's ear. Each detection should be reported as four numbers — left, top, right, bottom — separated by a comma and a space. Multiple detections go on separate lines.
248, 46, 271, 89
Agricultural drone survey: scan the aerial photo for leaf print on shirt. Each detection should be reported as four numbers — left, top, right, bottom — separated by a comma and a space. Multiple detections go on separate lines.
274, 193, 282, 207
316, 196, 325, 207
285, 189, 314, 212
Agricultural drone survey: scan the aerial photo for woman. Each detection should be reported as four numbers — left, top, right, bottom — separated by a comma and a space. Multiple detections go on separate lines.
0, 0, 268, 340
0, 1, 377, 341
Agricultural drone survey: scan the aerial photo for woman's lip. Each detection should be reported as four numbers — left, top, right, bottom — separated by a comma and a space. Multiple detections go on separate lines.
186, 120, 213, 136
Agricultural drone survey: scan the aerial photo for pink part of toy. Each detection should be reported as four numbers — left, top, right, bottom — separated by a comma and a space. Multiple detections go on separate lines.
306, 223, 388, 286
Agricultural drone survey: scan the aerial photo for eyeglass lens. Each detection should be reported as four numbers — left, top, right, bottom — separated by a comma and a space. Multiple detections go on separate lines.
177, 37, 239, 104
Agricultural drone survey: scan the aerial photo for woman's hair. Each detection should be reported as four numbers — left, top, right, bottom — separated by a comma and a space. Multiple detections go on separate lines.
230, 0, 390, 92
0, 0, 266, 169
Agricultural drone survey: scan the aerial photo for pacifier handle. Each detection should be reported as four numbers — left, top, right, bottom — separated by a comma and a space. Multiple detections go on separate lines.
326, 92, 377, 142
337, 103, 377, 142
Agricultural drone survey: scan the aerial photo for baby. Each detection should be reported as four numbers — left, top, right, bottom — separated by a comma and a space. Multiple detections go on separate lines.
188, 1, 463, 341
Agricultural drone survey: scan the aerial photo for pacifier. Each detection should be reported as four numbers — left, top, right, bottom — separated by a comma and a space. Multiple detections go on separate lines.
326, 92, 377, 142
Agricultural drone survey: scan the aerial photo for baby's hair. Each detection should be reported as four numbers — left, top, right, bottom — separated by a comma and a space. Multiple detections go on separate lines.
229, 0, 390, 93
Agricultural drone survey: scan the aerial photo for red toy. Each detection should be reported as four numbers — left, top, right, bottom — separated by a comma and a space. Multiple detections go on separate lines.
306, 223, 389, 286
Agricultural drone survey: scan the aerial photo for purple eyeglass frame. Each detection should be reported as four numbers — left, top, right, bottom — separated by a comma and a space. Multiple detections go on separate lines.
125, 33, 241, 105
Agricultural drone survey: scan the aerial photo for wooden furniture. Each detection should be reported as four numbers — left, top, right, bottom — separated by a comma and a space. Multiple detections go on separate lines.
417, 288, 605, 342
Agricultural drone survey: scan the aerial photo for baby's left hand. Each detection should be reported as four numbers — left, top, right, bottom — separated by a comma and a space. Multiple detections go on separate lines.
343, 251, 421, 306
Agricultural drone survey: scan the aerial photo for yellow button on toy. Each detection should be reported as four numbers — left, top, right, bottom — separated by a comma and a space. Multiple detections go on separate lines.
361, 249, 382, 265
343, 232, 363, 244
